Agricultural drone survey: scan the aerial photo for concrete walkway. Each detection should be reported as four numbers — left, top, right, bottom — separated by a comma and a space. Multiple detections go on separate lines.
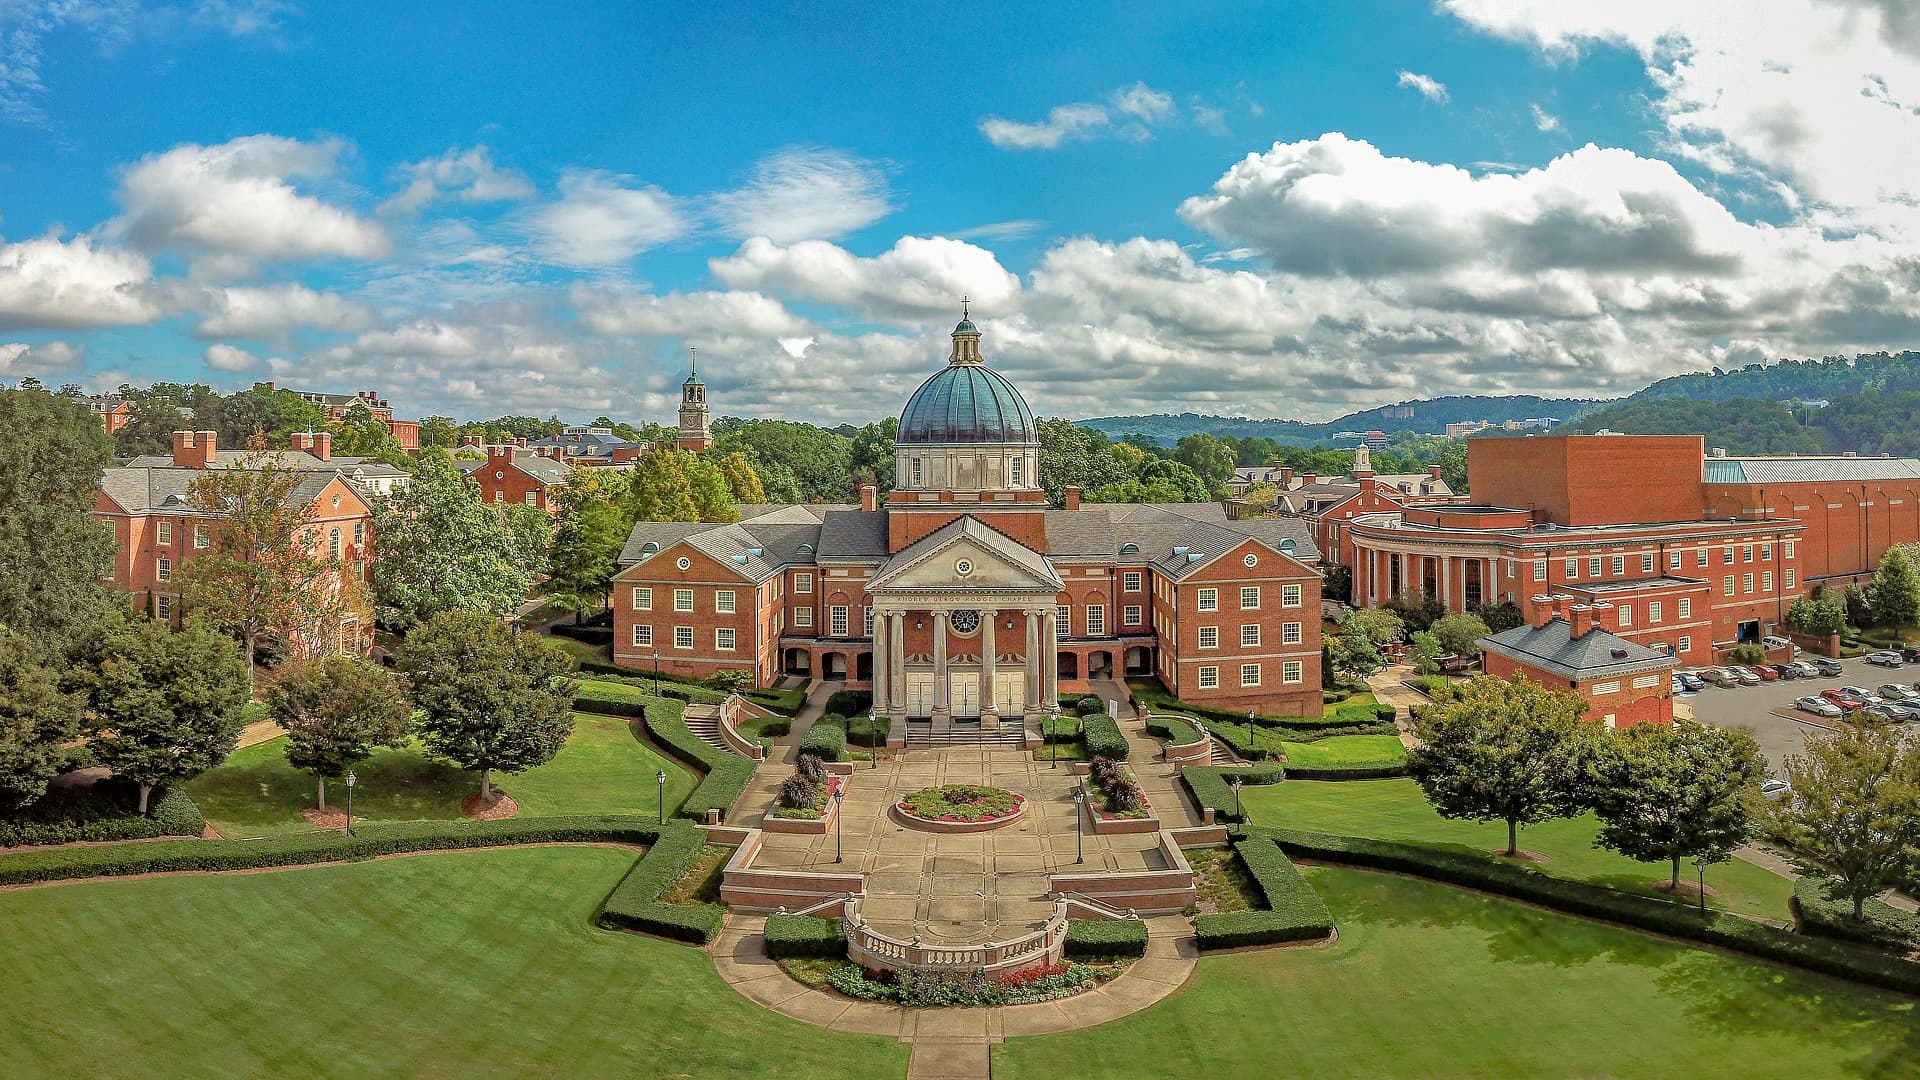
1736, 840, 1920, 914
711, 912, 1198, 1080
1363, 665, 1427, 749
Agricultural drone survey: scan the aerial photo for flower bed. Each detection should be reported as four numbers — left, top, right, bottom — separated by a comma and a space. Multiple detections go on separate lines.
1082, 756, 1160, 835
822, 960, 1103, 1007
763, 754, 844, 835
894, 785, 1026, 833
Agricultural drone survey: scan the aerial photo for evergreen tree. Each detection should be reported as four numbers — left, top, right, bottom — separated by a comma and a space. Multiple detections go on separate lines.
0, 630, 85, 810
1583, 718, 1767, 891
1407, 675, 1589, 856
0, 385, 117, 656
1867, 544, 1920, 628
269, 655, 413, 811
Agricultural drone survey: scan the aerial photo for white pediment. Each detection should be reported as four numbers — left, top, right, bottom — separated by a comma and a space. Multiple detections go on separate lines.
869, 518, 1063, 594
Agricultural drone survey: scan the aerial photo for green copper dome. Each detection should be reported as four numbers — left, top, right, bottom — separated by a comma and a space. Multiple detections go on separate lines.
953, 317, 978, 334
897, 362, 1037, 445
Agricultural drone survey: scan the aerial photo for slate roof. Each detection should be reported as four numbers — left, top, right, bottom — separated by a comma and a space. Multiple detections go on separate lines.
124, 450, 407, 482
1703, 456, 1920, 485
526, 429, 645, 460
99, 466, 344, 514
1479, 618, 1679, 681
456, 451, 570, 485
816, 509, 891, 559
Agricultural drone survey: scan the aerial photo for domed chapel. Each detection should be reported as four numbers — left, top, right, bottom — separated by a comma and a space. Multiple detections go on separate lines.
612, 308, 1326, 727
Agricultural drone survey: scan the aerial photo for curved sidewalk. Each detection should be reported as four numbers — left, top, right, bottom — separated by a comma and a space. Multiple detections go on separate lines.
710, 912, 1198, 1079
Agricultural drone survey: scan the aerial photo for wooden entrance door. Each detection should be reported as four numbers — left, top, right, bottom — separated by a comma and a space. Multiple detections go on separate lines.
947, 670, 981, 718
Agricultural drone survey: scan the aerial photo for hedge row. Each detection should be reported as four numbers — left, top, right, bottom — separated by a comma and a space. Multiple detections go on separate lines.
764, 914, 847, 957
1268, 827, 1920, 998
1194, 833, 1336, 950
824, 689, 873, 717
1081, 712, 1129, 761
1064, 917, 1149, 959
799, 715, 849, 762
1279, 762, 1409, 781
1179, 764, 1285, 823
643, 697, 757, 823
1042, 713, 1081, 744
598, 821, 726, 944
744, 686, 808, 715
1127, 680, 1392, 737
574, 662, 729, 704
1207, 722, 1281, 763
1792, 876, 1920, 953
1143, 714, 1204, 748
572, 693, 646, 718
0, 780, 205, 847
551, 624, 614, 646
845, 714, 891, 749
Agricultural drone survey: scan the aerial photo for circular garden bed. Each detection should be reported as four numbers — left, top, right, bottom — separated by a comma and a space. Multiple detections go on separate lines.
894, 784, 1027, 833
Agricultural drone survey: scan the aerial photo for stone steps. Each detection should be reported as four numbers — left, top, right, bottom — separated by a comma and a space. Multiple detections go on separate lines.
902, 722, 1030, 749
686, 714, 731, 753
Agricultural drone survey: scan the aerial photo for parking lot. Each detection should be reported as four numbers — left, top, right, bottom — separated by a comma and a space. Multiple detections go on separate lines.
1678, 654, 1920, 771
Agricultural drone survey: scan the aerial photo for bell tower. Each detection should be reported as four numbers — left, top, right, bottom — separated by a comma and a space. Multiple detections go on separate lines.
675, 347, 712, 452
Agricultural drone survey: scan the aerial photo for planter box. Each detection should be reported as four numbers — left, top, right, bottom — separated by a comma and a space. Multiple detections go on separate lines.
762, 776, 846, 835
1079, 777, 1161, 835
893, 795, 1027, 834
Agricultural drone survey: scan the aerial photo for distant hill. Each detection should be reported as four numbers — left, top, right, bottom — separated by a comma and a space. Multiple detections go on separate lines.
1625, 351, 1920, 406
1078, 394, 1606, 446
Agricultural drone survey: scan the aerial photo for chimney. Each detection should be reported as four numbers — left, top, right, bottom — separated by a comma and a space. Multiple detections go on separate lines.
171, 430, 216, 469
1279, 465, 1294, 486
514, 436, 529, 448
1303, 473, 1318, 486
860, 484, 878, 512
290, 432, 311, 453
1530, 593, 1556, 629
489, 444, 511, 461
310, 431, 331, 461
1427, 464, 1443, 479
461, 434, 485, 449
1065, 485, 1082, 511
1569, 603, 1596, 640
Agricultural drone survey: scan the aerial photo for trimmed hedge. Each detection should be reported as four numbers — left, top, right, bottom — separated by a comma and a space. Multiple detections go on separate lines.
1128, 679, 1392, 738
764, 913, 847, 957
1064, 917, 1149, 959
574, 663, 729, 704
1193, 833, 1336, 951
1207, 722, 1281, 763
1041, 713, 1081, 743
824, 689, 873, 717
799, 715, 849, 762
1179, 764, 1285, 823
0, 779, 205, 847
744, 686, 808, 715
1081, 712, 1129, 761
1074, 694, 1104, 715
1793, 876, 1920, 953
1269, 827, 1920, 998
845, 714, 891, 749
644, 696, 757, 822
598, 820, 726, 944
1144, 714, 1205, 748
551, 623, 614, 646
1280, 761, 1408, 781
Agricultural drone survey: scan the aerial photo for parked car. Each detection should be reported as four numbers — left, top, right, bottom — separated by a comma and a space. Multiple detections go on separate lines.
1810, 658, 1844, 676
1876, 683, 1917, 701
1822, 688, 1868, 710
1901, 644, 1920, 663
1734, 667, 1764, 685
1865, 651, 1905, 668
1755, 664, 1782, 681
1677, 671, 1706, 692
1795, 696, 1843, 718
1842, 685, 1880, 703
1877, 701, 1920, 722
1789, 661, 1822, 678
1699, 667, 1739, 687
1761, 778, 1792, 800
1770, 663, 1801, 680
1859, 704, 1902, 724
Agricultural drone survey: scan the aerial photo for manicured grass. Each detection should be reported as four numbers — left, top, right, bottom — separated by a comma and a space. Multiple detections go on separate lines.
996, 866, 1919, 1079
1324, 690, 1376, 715
546, 635, 613, 666
1240, 778, 1794, 920
1278, 734, 1405, 769
187, 712, 695, 838
0, 847, 906, 1078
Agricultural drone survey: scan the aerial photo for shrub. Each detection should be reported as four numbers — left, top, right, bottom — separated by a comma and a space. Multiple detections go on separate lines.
644, 696, 757, 822
795, 753, 827, 784
1728, 643, 1768, 665
764, 914, 846, 957
824, 689, 873, 718
1075, 694, 1105, 715
1129, 677, 1389, 736
551, 623, 613, 645
743, 686, 808, 715
1191, 833, 1336, 951
599, 820, 727, 943
845, 714, 891, 749
752, 719, 793, 739
1144, 715, 1204, 747
703, 669, 755, 692
0, 779, 205, 847
799, 715, 848, 762
1179, 764, 1285, 822
1064, 918, 1149, 958
1793, 876, 1920, 953
1081, 712, 1129, 761
778, 774, 822, 812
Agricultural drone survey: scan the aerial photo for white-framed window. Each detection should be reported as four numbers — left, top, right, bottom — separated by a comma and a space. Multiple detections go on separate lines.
352, 522, 363, 547
632, 625, 652, 647
716, 590, 736, 614
1533, 559, 1546, 582
155, 557, 171, 582
524, 492, 537, 507
674, 588, 694, 612
1124, 605, 1142, 625
1761, 543, 1773, 561
1197, 588, 1218, 612
795, 572, 813, 594
1565, 558, 1578, 578
1743, 572, 1754, 594
1591, 680, 1621, 695
1197, 666, 1219, 690
1785, 569, 1795, 590
195, 524, 210, 549
1086, 605, 1105, 636
1010, 456, 1024, 485
1785, 540, 1796, 559
156, 521, 172, 545
1669, 551, 1682, 570
794, 606, 813, 628
1198, 626, 1219, 649
1281, 584, 1303, 607
1641, 553, 1655, 573
1678, 597, 1691, 619
830, 606, 849, 636
329, 529, 342, 559
1281, 621, 1302, 645
1240, 663, 1262, 688
864, 608, 874, 637
1618, 605, 1632, 627
1678, 635, 1692, 653
674, 626, 693, 649
1241, 624, 1261, 647
493, 490, 504, 503
1723, 575, 1735, 596
1648, 601, 1662, 624
1762, 571, 1773, 592
1056, 604, 1071, 636
155, 594, 174, 621
1696, 549, 1708, 567
632, 586, 652, 610
1611, 555, 1625, 575
715, 628, 736, 651
1723, 546, 1734, 564
911, 457, 923, 486
1743, 545, 1753, 562
1282, 660, 1303, 684
1240, 586, 1260, 609
1123, 571, 1143, 592
1589, 557, 1602, 577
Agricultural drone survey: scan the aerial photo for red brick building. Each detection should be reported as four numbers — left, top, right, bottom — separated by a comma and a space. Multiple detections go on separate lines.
612, 313, 1325, 724
1479, 594, 1678, 728
86, 394, 131, 434
456, 443, 572, 514
279, 386, 421, 451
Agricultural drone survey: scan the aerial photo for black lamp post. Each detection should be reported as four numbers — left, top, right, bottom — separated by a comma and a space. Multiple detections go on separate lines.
866, 712, 878, 769
1050, 706, 1060, 768
1229, 776, 1244, 837
656, 768, 667, 825
344, 770, 357, 837
832, 786, 846, 863
1695, 856, 1708, 917
652, 650, 661, 695
1073, 787, 1086, 864
1248, 708, 1258, 761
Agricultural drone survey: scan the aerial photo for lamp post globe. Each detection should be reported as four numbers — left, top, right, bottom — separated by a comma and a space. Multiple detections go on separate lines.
656, 769, 667, 824
1073, 787, 1086, 864
833, 786, 846, 863
343, 770, 357, 837
1694, 856, 1708, 917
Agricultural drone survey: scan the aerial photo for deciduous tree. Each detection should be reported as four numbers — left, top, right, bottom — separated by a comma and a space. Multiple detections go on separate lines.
1325, 616, 1384, 684
393, 613, 578, 802
1868, 544, 1920, 629
369, 456, 535, 629
0, 630, 85, 810
269, 655, 413, 811
1769, 721, 1920, 919
0, 385, 117, 656
547, 468, 627, 620
1582, 718, 1767, 891
1429, 612, 1491, 659
1407, 674, 1589, 856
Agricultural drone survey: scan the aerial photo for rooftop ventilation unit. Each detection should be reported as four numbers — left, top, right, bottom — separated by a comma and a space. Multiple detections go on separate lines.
1610, 648, 1628, 659
732, 554, 750, 565
1187, 552, 1205, 564
1172, 546, 1189, 557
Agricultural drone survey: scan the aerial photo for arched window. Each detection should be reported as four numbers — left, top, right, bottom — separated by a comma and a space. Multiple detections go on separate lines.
328, 528, 342, 559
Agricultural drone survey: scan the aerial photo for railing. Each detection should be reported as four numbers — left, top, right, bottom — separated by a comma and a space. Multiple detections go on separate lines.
1146, 710, 1219, 766
842, 895, 1071, 974
715, 693, 765, 760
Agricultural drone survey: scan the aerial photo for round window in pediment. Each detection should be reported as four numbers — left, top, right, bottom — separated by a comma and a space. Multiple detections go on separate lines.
949, 609, 981, 635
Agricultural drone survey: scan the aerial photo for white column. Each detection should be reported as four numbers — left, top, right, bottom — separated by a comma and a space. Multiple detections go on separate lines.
1441, 555, 1452, 607
979, 608, 998, 719
1025, 609, 1041, 717
890, 608, 906, 720
1043, 608, 1060, 706
871, 609, 888, 710
932, 610, 950, 720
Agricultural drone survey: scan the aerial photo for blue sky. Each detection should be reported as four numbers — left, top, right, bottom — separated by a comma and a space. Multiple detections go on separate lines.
3, 1, 1919, 427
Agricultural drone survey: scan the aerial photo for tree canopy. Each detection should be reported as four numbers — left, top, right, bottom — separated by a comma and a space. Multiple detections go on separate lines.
269, 655, 413, 811
0, 385, 116, 656
368, 457, 536, 629
1582, 718, 1768, 889
0, 630, 85, 810
1407, 674, 1590, 855
1769, 720, 1920, 919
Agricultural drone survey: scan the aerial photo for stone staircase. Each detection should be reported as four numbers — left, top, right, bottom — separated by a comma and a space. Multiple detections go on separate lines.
685, 708, 732, 752
1207, 734, 1242, 766
903, 719, 1031, 749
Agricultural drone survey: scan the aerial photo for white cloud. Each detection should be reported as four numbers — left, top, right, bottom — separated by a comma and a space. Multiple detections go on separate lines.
0, 233, 160, 330
711, 235, 1022, 323
1531, 104, 1562, 132
381, 145, 535, 215
111, 135, 390, 261
709, 147, 895, 243
195, 283, 374, 338
1111, 82, 1175, 123
203, 343, 264, 372
951, 219, 1047, 243
1397, 71, 1450, 104
978, 84, 1182, 150
525, 169, 689, 267
0, 339, 85, 378
572, 286, 811, 339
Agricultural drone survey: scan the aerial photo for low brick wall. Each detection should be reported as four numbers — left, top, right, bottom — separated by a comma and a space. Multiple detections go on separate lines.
893, 795, 1028, 834
1078, 777, 1161, 836
1048, 830, 1197, 914
718, 828, 864, 912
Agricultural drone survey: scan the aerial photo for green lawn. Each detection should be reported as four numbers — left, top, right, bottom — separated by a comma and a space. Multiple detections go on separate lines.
1239, 778, 1795, 920
0, 847, 906, 1078
1279, 734, 1406, 769
996, 865, 1919, 1079
187, 711, 696, 838
1325, 689, 1377, 715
